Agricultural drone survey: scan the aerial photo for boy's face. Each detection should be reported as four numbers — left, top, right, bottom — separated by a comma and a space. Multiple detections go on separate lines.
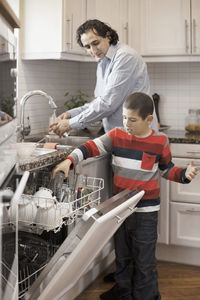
123, 107, 153, 137
81, 29, 110, 61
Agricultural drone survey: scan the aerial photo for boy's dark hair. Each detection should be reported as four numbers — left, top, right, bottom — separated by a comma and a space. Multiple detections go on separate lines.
76, 19, 119, 47
123, 92, 154, 120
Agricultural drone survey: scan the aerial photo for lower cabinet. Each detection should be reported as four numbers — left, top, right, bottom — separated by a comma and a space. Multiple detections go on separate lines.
170, 202, 200, 248
157, 176, 170, 244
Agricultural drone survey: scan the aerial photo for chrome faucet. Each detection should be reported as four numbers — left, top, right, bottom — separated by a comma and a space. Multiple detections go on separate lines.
19, 90, 57, 141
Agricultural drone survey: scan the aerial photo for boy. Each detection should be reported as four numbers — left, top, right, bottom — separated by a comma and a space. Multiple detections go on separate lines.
52, 92, 198, 300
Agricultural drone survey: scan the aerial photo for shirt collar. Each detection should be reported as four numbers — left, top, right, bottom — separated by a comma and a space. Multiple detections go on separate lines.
98, 43, 119, 66
105, 43, 119, 60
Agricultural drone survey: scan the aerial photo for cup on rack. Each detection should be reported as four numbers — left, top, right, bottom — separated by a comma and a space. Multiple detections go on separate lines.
35, 203, 62, 231
9, 195, 37, 225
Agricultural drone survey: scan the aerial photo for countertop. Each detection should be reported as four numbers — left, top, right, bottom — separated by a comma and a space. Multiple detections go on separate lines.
19, 129, 200, 172
18, 147, 74, 172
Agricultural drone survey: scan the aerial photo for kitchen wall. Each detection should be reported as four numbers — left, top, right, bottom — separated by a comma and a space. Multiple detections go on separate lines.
17, 59, 200, 134
17, 59, 96, 134
148, 62, 200, 130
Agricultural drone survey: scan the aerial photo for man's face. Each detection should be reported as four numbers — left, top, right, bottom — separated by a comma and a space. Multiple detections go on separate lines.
123, 107, 152, 137
80, 29, 110, 61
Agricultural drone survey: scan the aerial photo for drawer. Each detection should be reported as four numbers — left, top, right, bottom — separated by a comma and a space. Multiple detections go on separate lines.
171, 157, 200, 204
170, 202, 200, 248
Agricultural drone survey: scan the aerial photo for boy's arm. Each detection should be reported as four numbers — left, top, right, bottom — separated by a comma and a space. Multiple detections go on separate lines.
159, 137, 198, 183
51, 131, 113, 178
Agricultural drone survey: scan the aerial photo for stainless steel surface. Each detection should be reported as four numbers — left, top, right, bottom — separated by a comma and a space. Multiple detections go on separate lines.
19, 90, 57, 142
45, 134, 90, 146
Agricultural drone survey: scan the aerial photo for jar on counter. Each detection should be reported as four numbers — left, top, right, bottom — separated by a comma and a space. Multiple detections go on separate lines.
185, 109, 200, 132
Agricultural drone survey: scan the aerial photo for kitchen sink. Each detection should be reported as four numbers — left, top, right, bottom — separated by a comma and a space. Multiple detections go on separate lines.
44, 134, 90, 146
24, 132, 91, 147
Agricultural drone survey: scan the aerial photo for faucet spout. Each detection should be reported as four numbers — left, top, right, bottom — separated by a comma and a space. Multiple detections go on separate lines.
19, 90, 57, 141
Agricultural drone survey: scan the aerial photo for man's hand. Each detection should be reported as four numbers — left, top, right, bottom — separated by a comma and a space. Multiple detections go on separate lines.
58, 111, 71, 120
49, 119, 72, 137
185, 161, 199, 181
51, 159, 72, 179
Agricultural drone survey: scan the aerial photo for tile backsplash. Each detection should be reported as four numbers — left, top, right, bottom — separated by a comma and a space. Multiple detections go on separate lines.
17, 59, 200, 134
147, 62, 200, 130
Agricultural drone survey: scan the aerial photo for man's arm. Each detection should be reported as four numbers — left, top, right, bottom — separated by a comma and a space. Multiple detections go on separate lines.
69, 53, 142, 129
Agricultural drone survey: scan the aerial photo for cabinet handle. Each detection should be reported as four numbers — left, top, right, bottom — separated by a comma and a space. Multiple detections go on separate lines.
66, 16, 73, 50
192, 19, 197, 53
185, 19, 189, 53
123, 22, 128, 44
66, 18, 71, 49
185, 210, 200, 213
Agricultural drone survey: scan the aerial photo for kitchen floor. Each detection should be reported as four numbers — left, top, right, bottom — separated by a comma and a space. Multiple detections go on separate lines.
76, 261, 200, 300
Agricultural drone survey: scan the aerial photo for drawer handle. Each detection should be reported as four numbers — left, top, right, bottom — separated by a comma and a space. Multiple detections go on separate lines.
186, 151, 200, 156
185, 210, 200, 213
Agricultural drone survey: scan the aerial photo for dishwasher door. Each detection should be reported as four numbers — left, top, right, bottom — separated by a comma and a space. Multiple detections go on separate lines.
26, 189, 144, 300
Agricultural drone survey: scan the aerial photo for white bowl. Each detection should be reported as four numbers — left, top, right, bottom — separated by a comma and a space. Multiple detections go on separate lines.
9, 195, 37, 225
33, 187, 54, 207
13, 143, 37, 160
35, 205, 62, 231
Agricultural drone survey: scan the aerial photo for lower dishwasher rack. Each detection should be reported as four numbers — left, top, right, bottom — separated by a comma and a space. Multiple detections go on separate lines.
9, 175, 104, 234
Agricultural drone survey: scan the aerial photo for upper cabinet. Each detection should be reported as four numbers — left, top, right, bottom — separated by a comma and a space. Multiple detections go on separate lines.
87, 0, 128, 44
21, 0, 90, 60
63, 0, 87, 54
21, 0, 129, 61
139, 0, 200, 59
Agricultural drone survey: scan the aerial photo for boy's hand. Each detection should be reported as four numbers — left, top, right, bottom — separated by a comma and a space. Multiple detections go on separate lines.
51, 159, 72, 179
185, 161, 199, 181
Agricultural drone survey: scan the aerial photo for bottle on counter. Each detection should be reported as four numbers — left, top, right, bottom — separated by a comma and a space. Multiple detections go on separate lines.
185, 109, 200, 132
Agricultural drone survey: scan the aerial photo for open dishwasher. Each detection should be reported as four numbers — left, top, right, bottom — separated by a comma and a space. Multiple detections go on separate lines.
1, 167, 144, 300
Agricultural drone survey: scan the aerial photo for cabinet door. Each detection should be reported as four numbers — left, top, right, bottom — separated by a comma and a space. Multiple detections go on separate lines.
63, 0, 87, 53
157, 175, 169, 244
171, 158, 200, 204
170, 202, 200, 248
140, 0, 191, 55
191, 0, 200, 54
87, 0, 128, 44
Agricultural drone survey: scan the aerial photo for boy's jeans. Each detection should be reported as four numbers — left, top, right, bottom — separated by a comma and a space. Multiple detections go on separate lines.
114, 211, 161, 300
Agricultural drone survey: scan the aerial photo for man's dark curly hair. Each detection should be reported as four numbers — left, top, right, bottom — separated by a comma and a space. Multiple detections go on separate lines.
76, 19, 119, 47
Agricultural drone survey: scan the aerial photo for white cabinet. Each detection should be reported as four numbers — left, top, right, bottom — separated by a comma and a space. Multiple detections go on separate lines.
63, 0, 87, 54
21, 0, 91, 60
170, 156, 200, 248
140, 0, 200, 57
21, 0, 129, 60
171, 157, 200, 204
191, 0, 200, 55
157, 175, 170, 244
87, 0, 129, 44
170, 202, 200, 248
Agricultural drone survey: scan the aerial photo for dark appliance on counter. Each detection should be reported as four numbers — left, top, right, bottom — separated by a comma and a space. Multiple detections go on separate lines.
152, 93, 170, 131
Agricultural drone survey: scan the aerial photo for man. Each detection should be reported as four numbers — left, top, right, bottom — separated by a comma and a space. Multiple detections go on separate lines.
49, 19, 158, 136
0, 111, 12, 125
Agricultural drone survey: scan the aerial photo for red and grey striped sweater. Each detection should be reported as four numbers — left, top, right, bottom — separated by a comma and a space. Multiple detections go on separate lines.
67, 128, 189, 211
